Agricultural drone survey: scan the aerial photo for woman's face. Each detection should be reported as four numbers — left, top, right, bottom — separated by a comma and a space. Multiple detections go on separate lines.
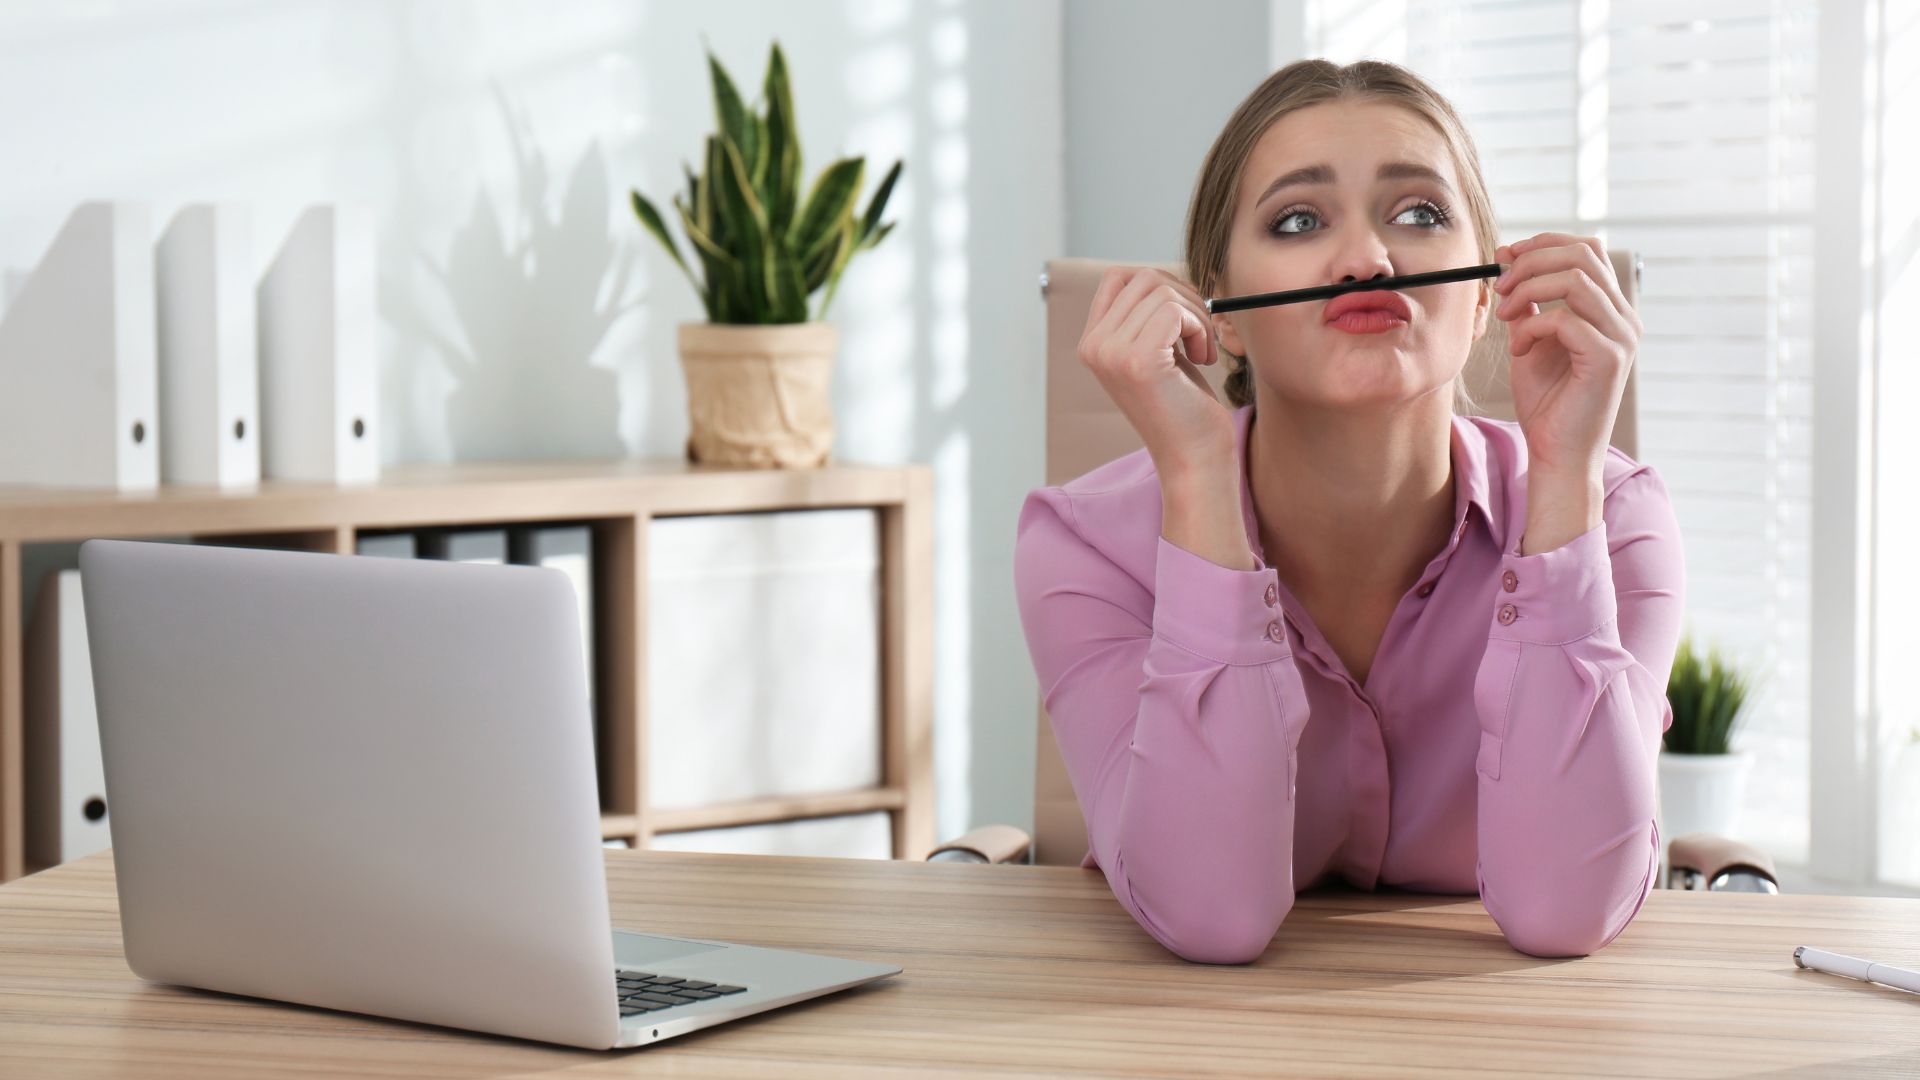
1212, 100, 1491, 410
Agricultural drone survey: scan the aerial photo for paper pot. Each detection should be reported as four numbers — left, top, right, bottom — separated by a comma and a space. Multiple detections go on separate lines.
678, 321, 836, 468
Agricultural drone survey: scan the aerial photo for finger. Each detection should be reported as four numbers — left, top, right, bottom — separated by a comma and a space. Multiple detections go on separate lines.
1128, 294, 1205, 374
1085, 266, 1133, 329
1166, 299, 1216, 372
1502, 234, 1624, 299
1496, 240, 1631, 328
1144, 286, 1221, 399
1501, 234, 1621, 296
1121, 282, 1190, 349
1496, 267, 1634, 344
1154, 276, 1218, 364
1173, 272, 1242, 367
1091, 267, 1166, 343
1088, 269, 1167, 355
1155, 267, 1210, 313
1150, 310, 1221, 401
1507, 305, 1613, 365
1123, 269, 1214, 364
1506, 231, 1609, 272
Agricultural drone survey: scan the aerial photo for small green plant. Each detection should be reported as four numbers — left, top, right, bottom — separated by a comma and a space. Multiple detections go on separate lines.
1664, 633, 1755, 755
629, 41, 902, 325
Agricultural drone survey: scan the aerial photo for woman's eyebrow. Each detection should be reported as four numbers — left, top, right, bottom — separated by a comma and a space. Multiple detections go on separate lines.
1256, 161, 1454, 205
1377, 161, 1452, 191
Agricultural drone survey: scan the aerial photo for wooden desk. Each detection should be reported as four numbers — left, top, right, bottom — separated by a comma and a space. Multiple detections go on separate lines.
3, 850, 1918, 1077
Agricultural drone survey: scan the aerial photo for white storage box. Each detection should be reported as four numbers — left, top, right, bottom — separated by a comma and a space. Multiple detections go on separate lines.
646, 509, 881, 810
648, 812, 892, 860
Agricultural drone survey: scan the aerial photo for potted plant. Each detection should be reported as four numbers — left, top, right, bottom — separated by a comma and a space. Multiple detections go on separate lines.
1659, 633, 1758, 841
629, 41, 901, 468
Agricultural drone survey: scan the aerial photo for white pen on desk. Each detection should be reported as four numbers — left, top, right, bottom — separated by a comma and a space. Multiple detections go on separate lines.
1793, 946, 1920, 995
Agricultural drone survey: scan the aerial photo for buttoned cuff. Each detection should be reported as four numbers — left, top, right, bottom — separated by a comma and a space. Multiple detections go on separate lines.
1489, 519, 1618, 645
1151, 536, 1291, 665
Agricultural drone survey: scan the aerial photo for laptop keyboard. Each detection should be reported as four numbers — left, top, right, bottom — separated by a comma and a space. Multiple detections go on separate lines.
615, 968, 749, 1016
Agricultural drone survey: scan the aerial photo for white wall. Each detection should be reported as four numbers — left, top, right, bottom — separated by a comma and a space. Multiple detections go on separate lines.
0, 0, 1062, 842
1063, 0, 1277, 261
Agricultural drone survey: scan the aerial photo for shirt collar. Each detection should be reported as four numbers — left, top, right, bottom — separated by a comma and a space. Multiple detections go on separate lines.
1447, 412, 1495, 531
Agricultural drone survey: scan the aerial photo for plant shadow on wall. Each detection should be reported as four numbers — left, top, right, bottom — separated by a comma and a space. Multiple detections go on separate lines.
390, 88, 639, 461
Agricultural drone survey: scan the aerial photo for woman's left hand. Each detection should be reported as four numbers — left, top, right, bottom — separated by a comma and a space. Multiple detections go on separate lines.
1493, 233, 1642, 552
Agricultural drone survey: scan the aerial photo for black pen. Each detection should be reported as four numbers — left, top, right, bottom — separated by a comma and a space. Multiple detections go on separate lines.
1205, 262, 1508, 315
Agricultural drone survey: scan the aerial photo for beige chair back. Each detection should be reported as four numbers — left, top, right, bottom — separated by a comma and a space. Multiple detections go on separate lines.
1031, 254, 1643, 865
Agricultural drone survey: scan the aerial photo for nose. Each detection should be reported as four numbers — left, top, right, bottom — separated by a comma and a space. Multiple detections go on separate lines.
1330, 230, 1395, 287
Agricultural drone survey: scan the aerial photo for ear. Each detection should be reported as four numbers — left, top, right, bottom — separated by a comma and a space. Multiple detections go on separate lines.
1213, 311, 1247, 359
1470, 278, 1493, 342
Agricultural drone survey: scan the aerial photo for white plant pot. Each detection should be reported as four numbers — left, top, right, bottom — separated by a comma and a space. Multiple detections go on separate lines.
1657, 749, 1752, 843
1878, 737, 1920, 884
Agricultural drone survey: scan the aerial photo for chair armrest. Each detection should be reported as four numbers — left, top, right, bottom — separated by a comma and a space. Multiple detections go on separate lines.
926, 824, 1032, 864
1666, 832, 1779, 893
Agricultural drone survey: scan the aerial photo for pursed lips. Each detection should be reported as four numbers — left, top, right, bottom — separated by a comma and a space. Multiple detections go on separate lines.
1323, 290, 1414, 333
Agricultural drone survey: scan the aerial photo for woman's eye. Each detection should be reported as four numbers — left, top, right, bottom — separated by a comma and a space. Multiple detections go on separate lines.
1394, 202, 1445, 227
1269, 209, 1318, 235
1270, 201, 1448, 236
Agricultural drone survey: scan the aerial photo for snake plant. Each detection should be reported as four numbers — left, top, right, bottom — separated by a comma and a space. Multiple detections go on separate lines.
1664, 633, 1755, 755
629, 41, 902, 325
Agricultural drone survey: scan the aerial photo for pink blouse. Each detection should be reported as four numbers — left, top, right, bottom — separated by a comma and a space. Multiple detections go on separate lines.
1013, 403, 1684, 963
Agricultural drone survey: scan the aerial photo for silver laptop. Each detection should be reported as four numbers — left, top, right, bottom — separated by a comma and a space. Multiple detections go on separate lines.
78, 537, 899, 1050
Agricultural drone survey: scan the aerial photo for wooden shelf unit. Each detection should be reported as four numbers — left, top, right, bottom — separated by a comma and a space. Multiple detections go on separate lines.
0, 459, 936, 881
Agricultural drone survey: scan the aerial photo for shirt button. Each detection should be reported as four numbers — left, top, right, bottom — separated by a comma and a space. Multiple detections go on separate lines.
1502, 570, 1518, 592
1416, 582, 1434, 598
1264, 583, 1279, 607
1266, 620, 1286, 644
1497, 603, 1518, 626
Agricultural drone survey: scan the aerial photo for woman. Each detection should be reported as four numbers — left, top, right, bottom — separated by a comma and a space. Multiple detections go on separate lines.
1013, 58, 1682, 964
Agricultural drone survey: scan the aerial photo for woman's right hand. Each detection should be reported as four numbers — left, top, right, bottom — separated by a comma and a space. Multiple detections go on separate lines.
1078, 266, 1255, 571
1077, 266, 1236, 472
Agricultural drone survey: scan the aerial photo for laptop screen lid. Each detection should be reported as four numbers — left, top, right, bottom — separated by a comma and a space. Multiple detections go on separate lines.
79, 538, 620, 1049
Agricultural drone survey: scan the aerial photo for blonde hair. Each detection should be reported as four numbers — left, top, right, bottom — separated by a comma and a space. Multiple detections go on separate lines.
1185, 58, 1495, 412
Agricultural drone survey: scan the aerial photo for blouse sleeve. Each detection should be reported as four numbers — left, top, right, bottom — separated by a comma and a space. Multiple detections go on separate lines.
1013, 486, 1312, 963
1472, 464, 1686, 957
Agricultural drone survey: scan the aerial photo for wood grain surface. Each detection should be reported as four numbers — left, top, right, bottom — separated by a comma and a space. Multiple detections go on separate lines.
2, 849, 1917, 1077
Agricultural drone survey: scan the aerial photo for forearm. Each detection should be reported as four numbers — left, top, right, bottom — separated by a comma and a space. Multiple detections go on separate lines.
1473, 492, 1679, 957
1096, 613, 1305, 964
1475, 627, 1664, 958
1020, 499, 1305, 965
